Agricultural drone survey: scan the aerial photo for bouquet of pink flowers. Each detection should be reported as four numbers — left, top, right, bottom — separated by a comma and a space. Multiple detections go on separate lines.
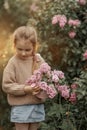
26, 62, 70, 100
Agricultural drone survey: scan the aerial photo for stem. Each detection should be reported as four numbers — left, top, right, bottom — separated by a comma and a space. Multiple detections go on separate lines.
59, 94, 62, 104
78, 118, 83, 130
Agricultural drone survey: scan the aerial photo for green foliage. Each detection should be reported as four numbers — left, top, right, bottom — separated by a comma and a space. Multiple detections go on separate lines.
0, 0, 4, 8
0, 78, 10, 129
7, 0, 30, 25
39, 98, 77, 130
72, 70, 87, 129
29, 0, 87, 130
0, 0, 32, 26
0, 61, 12, 129
0, 0, 87, 129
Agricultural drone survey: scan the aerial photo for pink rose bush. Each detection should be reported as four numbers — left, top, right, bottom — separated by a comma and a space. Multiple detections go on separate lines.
52, 14, 81, 39
52, 1, 81, 40
25, 62, 76, 102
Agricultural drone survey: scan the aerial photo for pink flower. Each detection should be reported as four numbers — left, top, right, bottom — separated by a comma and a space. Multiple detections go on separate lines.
61, 89, 70, 99
52, 74, 59, 83
38, 81, 48, 91
57, 85, 68, 91
25, 75, 37, 85
77, 0, 86, 5
68, 31, 76, 38
52, 15, 59, 24
58, 15, 67, 28
33, 70, 42, 81
68, 19, 81, 27
52, 70, 65, 79
59, 22, 66, 28
57, 70, 65, 79
47, 85, 57, 98
71, 83, 78, 89
52, 14, 67, 27
39, 62, 51, 73
83, 50, 87, 59
57, 14, 62, 21
26, 63, 65, 99
69, 92, 77, 103
56, 85, 70, 99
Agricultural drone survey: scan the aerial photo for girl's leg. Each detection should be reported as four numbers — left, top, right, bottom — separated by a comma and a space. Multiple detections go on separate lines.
15, 123, 29, 130
29, 122, 40, 130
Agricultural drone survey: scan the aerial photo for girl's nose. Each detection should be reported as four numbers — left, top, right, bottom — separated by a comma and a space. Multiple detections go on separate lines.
22, 51, 26, 56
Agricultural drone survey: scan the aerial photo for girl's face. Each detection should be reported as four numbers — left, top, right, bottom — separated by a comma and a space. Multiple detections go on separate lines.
15, 40, 34, 60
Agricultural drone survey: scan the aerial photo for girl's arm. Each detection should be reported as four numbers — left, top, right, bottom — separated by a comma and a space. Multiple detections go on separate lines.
2, 60, 26, 96
2, 70, 26, 96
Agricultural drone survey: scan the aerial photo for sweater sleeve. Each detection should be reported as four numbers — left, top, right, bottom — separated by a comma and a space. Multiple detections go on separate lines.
2, 59, 26, 96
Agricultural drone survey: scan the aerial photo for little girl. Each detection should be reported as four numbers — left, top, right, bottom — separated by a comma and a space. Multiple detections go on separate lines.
2, 26, 45, 130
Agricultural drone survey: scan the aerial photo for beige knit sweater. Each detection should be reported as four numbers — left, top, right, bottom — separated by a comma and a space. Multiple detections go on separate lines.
2, 53, 45, 106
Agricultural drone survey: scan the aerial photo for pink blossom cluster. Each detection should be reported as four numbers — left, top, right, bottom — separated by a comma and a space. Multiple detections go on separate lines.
83, 50, 87, 59
56, 83, 77, 103
26, 62, 66, 99
52, 14, 81, 39
68, 31, 76, 39
52, 14, 67, 28
68, 19, 80, 38
77, 0, 86, 5
68, 19, 81, 27
69, 83, 78, 103
56, 85, 70, 99
26, 62, 78, 103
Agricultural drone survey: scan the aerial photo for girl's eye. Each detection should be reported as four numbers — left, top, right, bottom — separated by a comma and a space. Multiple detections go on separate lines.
25, 49, 31, 52
17, 48, 31, 51
17, 48, 23, 51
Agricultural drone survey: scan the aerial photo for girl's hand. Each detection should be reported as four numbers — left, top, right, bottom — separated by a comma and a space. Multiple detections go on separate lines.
32, 86, 41, 95
24, 86, 41, 95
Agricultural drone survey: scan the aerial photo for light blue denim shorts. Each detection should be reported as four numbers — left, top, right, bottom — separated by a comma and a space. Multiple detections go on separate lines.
10, 104, 45, 123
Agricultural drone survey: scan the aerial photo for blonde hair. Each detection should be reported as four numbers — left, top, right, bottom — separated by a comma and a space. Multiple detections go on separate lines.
13, 26, 38, 53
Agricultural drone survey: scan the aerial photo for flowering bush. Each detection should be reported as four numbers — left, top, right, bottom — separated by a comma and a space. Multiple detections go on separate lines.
52, 14, 81, 38
26, 62, 67, 99
28, 0, 87, 129
26, 63, 57, 99
26, 62, 78, 104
